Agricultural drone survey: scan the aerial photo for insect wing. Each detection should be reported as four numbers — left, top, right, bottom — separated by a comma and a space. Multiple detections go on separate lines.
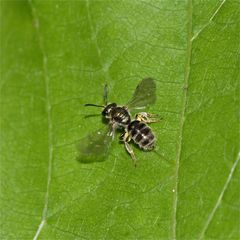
126, 78, 156, 110
76, 127, 112, 163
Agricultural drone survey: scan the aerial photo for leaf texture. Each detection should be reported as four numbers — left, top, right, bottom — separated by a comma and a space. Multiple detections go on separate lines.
0, 0, 239, 239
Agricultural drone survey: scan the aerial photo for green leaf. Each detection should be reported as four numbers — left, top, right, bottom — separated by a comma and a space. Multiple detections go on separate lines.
1, 0, 239, 239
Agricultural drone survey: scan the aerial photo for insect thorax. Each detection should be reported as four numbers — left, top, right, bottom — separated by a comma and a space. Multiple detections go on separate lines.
102, 103, 131, 127
111, 106, 131, 127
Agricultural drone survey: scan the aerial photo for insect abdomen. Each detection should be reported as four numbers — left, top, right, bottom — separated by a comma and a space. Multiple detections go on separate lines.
127, 120, 155, 150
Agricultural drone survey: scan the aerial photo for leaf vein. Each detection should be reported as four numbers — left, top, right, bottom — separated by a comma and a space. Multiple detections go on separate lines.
191, 0, 227, 41
29, 1, 53, 239
198, 152, 240, 240
172, 0, 193, 239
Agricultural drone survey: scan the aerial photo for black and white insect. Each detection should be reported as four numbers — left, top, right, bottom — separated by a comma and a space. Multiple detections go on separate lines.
78, 78, 160, 166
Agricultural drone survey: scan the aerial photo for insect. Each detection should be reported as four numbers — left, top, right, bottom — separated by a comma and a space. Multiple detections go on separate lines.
78, 78, 160, 166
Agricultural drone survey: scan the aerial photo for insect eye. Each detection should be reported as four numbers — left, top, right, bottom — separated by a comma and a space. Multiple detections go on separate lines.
102, 110, 107, 116
102, 103, 116, 116
102, 108, 111, 116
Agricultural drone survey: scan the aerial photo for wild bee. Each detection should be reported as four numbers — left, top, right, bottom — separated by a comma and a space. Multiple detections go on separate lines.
78, 78, 160, 166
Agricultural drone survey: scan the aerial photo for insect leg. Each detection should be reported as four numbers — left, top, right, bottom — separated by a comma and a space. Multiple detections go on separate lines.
108, 122, 118, 139
135, 112, 162, 123
103, 84, 108, 105
124, 142, 137, 167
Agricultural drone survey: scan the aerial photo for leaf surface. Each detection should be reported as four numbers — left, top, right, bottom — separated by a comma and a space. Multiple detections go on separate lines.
1, 0, 239, 239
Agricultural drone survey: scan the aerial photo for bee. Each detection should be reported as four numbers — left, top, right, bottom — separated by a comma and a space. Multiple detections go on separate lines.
78, 78, 160, 165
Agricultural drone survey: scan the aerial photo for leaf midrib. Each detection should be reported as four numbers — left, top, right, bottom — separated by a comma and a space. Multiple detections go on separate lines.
172, 0, 193, 239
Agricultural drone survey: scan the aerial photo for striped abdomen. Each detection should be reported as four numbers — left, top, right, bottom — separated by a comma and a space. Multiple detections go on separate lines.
127, 120, 155, 150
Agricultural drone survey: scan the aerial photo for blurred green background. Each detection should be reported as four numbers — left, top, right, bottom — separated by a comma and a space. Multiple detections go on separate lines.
0, 0, 239, 239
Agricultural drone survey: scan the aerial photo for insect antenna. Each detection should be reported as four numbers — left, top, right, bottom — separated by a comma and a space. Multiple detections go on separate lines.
84, 104, 105, 108
103, 84, 108, 105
